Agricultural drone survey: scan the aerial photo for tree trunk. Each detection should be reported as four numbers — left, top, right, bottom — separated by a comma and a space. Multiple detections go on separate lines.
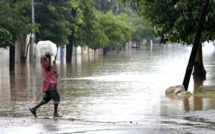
193, 43, 206, 78
103, 47, 107, 55
117, 46, 120, 54
9, 45, 15, 72
66, 8, 76, 62
94, 49, 96, 56
66, 33, 74, 62
66, 41, 72, 62
182, 0, 210, 91
20, 36, 25, 63
116, 43, 120, 54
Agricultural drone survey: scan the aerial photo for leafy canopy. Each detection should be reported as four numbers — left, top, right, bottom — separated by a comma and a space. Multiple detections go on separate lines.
35, 0, 72, 45
121, 0, 215, 44
0, 0, 32, 47
98, 11, 133, 47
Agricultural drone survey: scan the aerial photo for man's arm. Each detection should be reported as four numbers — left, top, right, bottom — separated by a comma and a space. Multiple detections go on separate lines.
54, 71, 58, 78
45, 53, 51, 71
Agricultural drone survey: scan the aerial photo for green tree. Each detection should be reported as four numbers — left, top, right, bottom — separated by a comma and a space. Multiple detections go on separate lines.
66, 0, 109, 61
0, 1, 32, 47
121, 0, 215, 78
98, 11, 133, 52
131, 16, 154, 45
66, 0, 79, 62
75, 0, 109, 50
34, 0, 77, 62
35, 0, 71, 45
96, 0, 154, 48
0, 0, 33, 71
0, 28, 12, 48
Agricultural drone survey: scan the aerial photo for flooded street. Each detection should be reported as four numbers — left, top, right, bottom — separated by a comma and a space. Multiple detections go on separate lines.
0, 43, 215, 133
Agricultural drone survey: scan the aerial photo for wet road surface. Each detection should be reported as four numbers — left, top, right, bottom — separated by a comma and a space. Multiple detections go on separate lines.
0, 43, 215, 133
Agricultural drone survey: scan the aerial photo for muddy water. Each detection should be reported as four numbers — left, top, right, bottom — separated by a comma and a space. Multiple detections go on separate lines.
0, 43, 215, 124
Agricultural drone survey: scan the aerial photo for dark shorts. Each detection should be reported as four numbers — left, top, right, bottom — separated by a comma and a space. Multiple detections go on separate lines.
42, 87, 60, 104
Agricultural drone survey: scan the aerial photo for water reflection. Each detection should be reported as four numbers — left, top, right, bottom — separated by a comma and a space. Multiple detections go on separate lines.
0, 44, 215, 122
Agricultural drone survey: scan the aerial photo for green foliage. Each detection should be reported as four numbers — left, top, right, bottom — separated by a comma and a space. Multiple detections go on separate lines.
0, 0, 154, 51
0, 27, 12, 48
74, 0, 109, 50
121, 0, 215, 44
35, 0, 72, 45
132, 16, 153, 44
98, 11, 133, 47
95, 0, 112, 12
0, 0, 32, 47
116, 0, 155, 44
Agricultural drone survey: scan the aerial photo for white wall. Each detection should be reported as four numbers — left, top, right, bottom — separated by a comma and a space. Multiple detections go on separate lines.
0, 48, 10, 87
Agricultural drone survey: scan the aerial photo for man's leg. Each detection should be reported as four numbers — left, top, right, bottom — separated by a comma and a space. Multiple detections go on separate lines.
54, 103, 61, 117
29, 101, 45, 118
50, 87, 62, 117
29, 91, 51, 118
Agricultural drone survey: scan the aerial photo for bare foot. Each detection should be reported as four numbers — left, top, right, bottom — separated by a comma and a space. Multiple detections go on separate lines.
29, 108, 37, 118
53, 114, 62, 118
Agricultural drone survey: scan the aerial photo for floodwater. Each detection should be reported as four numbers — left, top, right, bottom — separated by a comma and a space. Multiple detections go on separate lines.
0, 43, 215, 133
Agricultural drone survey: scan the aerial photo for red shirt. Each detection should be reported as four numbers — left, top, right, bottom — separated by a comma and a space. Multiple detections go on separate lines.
42, 58, 57, 92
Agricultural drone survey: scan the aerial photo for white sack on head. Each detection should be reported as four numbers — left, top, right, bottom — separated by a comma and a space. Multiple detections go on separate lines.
37, 40, 57, 58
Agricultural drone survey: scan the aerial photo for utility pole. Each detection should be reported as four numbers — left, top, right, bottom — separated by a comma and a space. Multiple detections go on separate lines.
182, 0, 210, 90
30, 0, 35, 62
102, 0, 107, 55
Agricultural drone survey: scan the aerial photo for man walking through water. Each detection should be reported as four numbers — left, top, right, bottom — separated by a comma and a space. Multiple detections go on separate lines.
29, 52, 61, 118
